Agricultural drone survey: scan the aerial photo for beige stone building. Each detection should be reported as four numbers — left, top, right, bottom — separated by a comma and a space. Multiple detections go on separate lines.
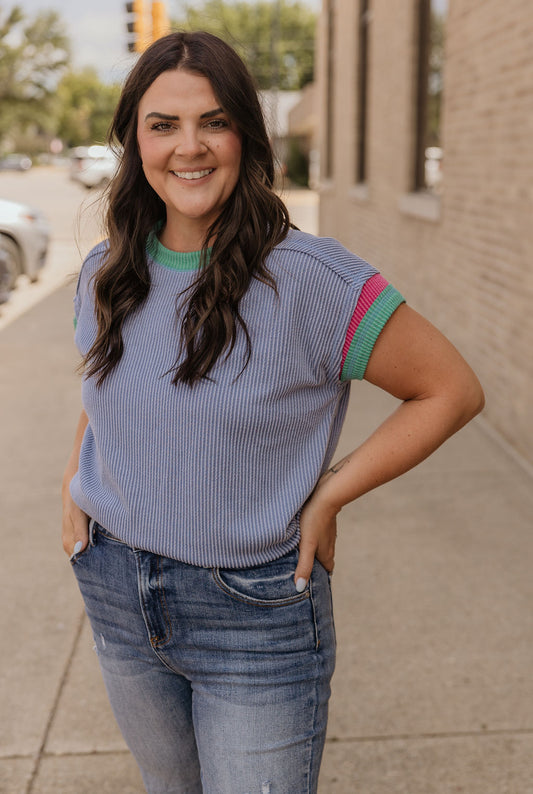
316, 0, 533, 465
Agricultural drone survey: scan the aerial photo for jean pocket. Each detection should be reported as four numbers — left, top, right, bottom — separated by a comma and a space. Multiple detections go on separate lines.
212, 550, 309, 608
69, 541, 93, 566
69, 518, 98, 566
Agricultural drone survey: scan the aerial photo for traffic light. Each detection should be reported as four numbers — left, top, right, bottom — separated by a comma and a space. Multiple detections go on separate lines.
126, 0, 147, 53
152, 1, 170, 41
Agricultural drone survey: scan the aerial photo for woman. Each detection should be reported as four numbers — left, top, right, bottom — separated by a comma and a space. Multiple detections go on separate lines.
62, 31, 484, 794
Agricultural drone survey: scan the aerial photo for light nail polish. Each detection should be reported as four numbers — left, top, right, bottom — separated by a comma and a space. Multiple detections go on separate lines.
295, 577, 307, 593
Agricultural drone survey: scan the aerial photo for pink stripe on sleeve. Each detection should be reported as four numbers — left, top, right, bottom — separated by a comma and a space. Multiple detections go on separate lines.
341, 273, 389, 362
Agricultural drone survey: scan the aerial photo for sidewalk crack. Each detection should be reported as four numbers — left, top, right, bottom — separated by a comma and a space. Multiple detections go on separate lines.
25, 607, 86, 794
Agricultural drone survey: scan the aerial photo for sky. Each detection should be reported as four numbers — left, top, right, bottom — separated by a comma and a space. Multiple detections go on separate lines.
13, 0, 321, 83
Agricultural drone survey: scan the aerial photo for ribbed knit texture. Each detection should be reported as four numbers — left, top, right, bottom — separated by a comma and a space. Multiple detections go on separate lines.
340, 274, 405, 380
71, 229, 404, 568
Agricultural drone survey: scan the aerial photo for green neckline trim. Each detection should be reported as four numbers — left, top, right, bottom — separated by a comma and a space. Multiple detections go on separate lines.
146, 230, 209, 271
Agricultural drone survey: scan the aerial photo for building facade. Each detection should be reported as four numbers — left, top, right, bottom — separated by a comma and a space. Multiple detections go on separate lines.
316, 0, 533, 465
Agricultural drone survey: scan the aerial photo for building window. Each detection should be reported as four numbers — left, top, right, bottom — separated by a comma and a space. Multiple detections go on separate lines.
414, 0, 448, 192
324, 0, 336, 180
356, 0, 370, 183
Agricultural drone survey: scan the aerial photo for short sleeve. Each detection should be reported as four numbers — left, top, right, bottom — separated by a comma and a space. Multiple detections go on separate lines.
340, 273, 405, 381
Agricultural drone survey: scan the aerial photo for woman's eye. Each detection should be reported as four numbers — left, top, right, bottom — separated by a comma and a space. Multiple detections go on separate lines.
151, 122, 172, 132
206, 119, 228, 130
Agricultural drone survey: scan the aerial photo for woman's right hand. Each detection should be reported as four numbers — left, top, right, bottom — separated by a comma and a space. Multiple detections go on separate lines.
62, 489, 89, 558
62, 409, 90, 558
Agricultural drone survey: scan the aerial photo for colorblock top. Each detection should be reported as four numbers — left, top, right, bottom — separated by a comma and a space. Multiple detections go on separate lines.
70, 228, 404, 568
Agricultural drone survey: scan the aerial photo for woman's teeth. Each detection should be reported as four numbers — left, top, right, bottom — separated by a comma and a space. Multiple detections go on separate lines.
173, 169, 213, 180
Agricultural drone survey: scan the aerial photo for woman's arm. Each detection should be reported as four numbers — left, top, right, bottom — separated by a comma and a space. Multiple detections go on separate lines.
294, 304, 485, 590
62, 409, 90, 557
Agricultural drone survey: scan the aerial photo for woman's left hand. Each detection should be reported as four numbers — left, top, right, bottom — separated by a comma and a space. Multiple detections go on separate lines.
294, 485, 338, 591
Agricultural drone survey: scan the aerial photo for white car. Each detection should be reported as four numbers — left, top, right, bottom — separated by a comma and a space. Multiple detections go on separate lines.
70, 145, 119, 189
0, 198, 50, 300
0, 154, 32, 172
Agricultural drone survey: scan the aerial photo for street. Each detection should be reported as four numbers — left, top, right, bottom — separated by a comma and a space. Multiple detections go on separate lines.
1, 169, 532, 793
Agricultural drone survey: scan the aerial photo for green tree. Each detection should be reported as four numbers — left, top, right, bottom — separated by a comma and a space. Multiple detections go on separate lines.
0, 5, 70, 150
286, 137, 309, 187
178, 0, 316, 90
56, 69, 121, 148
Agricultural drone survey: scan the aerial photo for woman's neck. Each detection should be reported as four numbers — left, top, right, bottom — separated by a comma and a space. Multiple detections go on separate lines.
159, 221, 209, 253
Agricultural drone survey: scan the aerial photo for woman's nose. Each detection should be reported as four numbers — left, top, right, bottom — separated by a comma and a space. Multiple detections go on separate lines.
174, 129, 206, 157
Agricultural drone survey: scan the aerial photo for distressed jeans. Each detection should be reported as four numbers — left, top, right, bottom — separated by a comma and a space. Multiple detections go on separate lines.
71, 520, 336, 794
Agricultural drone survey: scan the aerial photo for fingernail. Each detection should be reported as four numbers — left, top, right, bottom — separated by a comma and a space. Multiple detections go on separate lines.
73, 541, 83, 556
295, 577, 307, 593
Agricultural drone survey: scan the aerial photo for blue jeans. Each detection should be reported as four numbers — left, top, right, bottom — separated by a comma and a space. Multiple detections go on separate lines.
71, 521, 336, 794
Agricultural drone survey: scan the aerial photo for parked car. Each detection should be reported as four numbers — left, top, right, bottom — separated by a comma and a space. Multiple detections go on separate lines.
0, 248, 10, 303
0, 153, 32, 172
0, 198, 50, 295
69, 145, 119, 189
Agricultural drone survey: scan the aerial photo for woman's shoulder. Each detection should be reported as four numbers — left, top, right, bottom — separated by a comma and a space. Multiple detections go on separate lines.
74, 239, 110, 304
273, 227, 347, 257
271, 228, 377, 288
82, 238, 110, 272
77, 239, 109, 285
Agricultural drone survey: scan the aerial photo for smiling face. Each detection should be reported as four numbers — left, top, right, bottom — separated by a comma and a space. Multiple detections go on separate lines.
137, 69, 242, 251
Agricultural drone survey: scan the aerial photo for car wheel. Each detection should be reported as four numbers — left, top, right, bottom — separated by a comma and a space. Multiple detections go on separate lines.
0, 252, 11, 303
0, 235, 21, 291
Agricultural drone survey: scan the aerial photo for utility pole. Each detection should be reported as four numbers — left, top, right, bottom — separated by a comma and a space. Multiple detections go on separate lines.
152, 1, 170, 40
270, 0, 282, 142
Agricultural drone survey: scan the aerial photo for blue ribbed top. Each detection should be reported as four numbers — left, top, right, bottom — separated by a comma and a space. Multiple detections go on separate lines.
70, 229, 403, 567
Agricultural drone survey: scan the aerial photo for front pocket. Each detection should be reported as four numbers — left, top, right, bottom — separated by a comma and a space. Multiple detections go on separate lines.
212, 551, 309, 608
69, 541, 93, 566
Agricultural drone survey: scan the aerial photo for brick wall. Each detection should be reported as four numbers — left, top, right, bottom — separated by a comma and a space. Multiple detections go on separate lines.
317, 0, 533, 463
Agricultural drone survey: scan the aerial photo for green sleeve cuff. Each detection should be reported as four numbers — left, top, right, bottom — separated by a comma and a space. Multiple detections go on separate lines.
340, 286, 405, 381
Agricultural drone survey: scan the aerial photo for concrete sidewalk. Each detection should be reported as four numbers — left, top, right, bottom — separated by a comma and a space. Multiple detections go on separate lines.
1, 282, 533, 794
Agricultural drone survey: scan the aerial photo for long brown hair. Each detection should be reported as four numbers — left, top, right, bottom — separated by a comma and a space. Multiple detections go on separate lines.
83, 31, 291, 386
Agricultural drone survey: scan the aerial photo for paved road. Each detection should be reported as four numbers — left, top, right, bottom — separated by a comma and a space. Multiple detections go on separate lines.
1, 170, 532, 793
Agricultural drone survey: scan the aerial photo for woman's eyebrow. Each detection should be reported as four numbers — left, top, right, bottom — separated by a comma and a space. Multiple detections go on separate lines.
144, 107, 225, 122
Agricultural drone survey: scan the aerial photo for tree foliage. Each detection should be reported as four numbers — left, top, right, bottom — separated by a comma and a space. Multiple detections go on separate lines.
0, 5, 70, 147
56, 69, 122, 148
178, 0, 316, 90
